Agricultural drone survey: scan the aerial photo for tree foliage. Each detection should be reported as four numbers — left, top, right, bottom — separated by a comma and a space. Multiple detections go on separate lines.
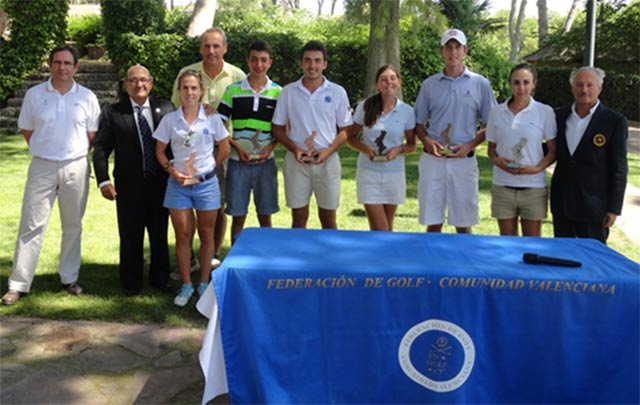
0, 0, 69, 100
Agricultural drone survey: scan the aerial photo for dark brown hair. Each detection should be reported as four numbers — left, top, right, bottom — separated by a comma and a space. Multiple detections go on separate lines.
363, 65, 400, 127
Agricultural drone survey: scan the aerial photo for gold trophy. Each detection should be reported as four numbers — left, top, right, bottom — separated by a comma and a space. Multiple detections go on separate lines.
440, 123, 455, 156
301, 131, 320, 163
248, 129, 263, 162
182, 152, 201, 185
372, 130, 389, 162
506, 137, 528, 169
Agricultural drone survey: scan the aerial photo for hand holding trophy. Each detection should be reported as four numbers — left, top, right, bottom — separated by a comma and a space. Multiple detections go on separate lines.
439, 123, 455, 156
182, 152, 201, 185
506, 137, 528, 169
301, 131, 320, 163
372, 130, 389, 161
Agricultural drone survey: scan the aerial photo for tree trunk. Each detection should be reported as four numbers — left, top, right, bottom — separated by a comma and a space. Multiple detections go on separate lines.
365, 0, 401, 99
317, 0, 325, 16
186, 0, 217, 38
537, 0, 548, 47
330, 0, 338, 15
508, 0, 527, 64
563, 0, 581, 33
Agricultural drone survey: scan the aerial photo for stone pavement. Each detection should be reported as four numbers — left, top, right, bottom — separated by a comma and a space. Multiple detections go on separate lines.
0, 317, 227, 404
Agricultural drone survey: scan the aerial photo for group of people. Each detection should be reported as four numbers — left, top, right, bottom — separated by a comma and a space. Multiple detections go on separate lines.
2, 27, 628, 308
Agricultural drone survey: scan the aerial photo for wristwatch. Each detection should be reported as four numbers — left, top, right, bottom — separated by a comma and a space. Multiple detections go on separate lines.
162, 160, 173, 171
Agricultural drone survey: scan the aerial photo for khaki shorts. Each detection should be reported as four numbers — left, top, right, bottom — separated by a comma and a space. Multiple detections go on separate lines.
283, 151, 341, 210
491, 185, 548, 220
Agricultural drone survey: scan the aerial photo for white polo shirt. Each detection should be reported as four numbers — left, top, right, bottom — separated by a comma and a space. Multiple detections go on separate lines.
271, 76, 353, 150
18, 79, 100, 161
353, 98, 415, 172
153, 105, 228, 176
486, 98, 557, 188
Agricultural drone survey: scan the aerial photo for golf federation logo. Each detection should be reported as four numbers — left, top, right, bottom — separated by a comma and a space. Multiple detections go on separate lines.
593, 133, 606, 147
398, 319, 475, 392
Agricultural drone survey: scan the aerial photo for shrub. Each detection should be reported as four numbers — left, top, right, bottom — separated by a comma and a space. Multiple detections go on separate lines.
0, 0, 68, 101
66, 14, 104, 56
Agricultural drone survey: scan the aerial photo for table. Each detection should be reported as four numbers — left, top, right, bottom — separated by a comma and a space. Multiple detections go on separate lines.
197, 228, 640, 404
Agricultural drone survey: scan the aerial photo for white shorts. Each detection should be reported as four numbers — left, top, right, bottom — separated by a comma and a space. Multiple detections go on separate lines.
356, 168, 405, 205
418, 152, 479, 227
283, 151, 341, 210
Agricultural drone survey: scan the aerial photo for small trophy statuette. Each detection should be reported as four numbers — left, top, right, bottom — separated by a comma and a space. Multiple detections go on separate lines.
248, 129, 263, 162
439, 123, 455, 156
506, 137, 528, 169
372, 130, 389, 162
182, 152, 201, 185
301, 131, 320, 163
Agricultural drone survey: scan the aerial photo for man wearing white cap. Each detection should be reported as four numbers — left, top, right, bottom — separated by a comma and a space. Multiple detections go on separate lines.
414, 29, 497, 233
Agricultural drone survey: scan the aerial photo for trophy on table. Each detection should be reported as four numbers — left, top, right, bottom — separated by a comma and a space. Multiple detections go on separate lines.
248, 129, 263, 162
301, 131, 320, 163
182, 152, 201, 185
506, 137, 528, 169
439, 123, 455, 156
372, 130, 389, 161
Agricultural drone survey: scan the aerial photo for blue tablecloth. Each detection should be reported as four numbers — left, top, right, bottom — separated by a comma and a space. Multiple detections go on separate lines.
198, 228, 640, 404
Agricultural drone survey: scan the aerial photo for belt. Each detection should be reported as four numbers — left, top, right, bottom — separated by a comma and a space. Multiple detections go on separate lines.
422, 149, 475, 158
504, 186, 529, 191
195, 170, 216, 182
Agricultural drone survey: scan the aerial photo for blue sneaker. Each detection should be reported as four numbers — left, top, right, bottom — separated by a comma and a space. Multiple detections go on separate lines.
197, 282, 209, 297
174, 283, 194, 307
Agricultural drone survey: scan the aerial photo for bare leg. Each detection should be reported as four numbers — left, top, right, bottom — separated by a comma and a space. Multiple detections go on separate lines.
364, 204, 390, 231
521, 219, 542, 237
498, 218, 518, 236
213, 208, 226, 257
318, 207, 337, 229
292, 206, 309, 229
384, 204, 398, 231
169, 209, 196, 284
455, 226, 472, 234
427, 224, 443, 233
196, 209, 217, 283
230, 215, 247, 246
257, 214, 272, 227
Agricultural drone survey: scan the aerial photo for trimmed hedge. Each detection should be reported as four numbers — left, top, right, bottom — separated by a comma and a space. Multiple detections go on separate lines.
0, 0, 68, 101
536, 68, 640, 121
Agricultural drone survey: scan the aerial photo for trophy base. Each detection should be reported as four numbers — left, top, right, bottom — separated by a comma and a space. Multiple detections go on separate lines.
372, 154, 389, 162
506, 162, 522, 169
301, 153, 319, 164
248, 154, 262, 163
440, 147, 455, 157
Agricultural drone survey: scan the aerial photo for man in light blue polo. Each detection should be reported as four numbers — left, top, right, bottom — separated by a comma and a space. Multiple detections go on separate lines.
414, 29, 497, 234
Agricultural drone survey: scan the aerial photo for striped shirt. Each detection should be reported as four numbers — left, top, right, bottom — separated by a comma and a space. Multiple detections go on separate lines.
218, 77, 282, 160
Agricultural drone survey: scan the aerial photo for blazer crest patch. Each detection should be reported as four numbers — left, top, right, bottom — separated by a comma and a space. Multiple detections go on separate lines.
593, 133, 606, 147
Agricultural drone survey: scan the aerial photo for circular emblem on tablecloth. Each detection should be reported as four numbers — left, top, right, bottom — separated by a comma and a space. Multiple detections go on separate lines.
593, 133, 606, 147
398, 319, 475, 392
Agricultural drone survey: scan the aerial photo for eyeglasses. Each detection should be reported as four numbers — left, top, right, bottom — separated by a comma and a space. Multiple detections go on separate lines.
127, 77, 151, 84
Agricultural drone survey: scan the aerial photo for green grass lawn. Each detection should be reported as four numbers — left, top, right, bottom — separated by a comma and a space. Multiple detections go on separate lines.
1, 134, 638, 327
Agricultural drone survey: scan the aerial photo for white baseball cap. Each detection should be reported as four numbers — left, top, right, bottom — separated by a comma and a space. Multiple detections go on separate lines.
440, 29, 467, 46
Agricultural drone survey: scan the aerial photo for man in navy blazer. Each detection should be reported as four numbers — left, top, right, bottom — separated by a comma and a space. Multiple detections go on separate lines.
93, 65, 174, 294
550, 66, 628, 243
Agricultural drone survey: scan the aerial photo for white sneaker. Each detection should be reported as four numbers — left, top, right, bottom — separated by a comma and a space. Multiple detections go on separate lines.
211, 256, 221, 269
174, 283, 194, 307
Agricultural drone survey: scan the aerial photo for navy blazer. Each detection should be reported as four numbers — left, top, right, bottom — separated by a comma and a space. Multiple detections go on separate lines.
550, 103, 628, 222
93, 97, 174, 185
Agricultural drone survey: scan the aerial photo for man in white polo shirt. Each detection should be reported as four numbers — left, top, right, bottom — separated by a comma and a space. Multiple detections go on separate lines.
272, 40, 353, 229
2, 45, 100, 305
414, 29, 497, 234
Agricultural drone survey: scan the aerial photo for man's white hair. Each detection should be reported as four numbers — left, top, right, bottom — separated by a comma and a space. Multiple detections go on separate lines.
570, 66, 605, 86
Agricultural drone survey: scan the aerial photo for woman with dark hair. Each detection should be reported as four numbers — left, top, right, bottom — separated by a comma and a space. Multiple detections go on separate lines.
154, 70, 230, 306
348, 65, 416, 231
486, 63, 557, 236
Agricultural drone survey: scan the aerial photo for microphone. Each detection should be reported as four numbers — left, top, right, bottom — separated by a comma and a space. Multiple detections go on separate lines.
522, 253, 582, 268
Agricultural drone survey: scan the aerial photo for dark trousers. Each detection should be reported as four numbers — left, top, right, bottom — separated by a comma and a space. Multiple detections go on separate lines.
552, 210, 609, 244
115, 174, 170, 290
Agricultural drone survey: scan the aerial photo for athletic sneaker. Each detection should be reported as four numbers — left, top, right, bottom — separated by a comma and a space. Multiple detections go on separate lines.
197, 282, 209, 297
174, 283, 194, 307
211, 255, 221, 269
